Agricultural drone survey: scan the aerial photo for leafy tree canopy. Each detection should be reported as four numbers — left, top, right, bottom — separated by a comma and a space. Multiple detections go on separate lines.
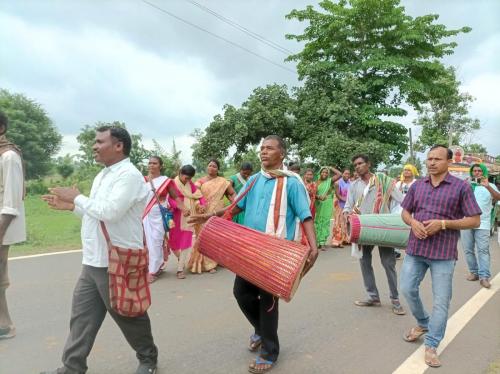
0, 89, 62, 179
55, 154, 75, 179
463, 143, 487, 155
193, 0, 471, 169
76, 121, 151, 172
414, 68, 479, 151
192, 84, 294, 167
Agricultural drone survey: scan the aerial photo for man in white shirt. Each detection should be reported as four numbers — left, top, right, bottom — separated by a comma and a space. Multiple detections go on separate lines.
41, 126, 158, 374
0, 111, 26, 340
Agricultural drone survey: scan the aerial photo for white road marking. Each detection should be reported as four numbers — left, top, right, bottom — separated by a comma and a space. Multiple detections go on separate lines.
393, 271, 500, 374
9, 249, 82, 261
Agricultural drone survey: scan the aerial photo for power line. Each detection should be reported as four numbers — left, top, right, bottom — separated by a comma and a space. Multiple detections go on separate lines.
140, 0, 296, 75
183, 0, 294, 55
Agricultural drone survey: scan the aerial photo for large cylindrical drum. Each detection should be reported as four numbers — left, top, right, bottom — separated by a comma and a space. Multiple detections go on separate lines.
198, 216, 310, 302
348, 214, 410, 248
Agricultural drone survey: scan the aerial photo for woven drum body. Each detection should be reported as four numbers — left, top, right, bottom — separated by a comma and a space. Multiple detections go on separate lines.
198, 216, 309, 302
348, 214, 410, 248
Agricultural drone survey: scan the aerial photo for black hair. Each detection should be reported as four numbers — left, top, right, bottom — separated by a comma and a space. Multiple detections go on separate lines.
429, 145, 453, 160
343, 168, 351, 173
240, 162, 253, 171
288, 161, 300, 172
180, 164, 196, 177
0, 111, 8, 133
304, 168, 314, 174
207, 158, 220, 169
150, 155, 164, 167
96, 125, 132, 156
263, 135, 286, 155
471, 163, 482, 170
351, 154, 370, 163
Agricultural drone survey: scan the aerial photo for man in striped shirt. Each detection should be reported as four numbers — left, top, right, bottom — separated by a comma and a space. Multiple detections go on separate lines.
400, 145, 481, 368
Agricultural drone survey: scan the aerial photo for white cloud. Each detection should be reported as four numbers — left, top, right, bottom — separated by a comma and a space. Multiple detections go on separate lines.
0, 12, 221, 138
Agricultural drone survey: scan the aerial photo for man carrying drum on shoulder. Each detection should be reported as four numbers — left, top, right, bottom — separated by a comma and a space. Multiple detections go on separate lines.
189, 135, 318, 374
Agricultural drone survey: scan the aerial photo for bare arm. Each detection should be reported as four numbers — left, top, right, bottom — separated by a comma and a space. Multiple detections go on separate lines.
334, 182, 344, 201
225, 184, 237, 203
301, 218, 319, 275
485, 184, 500, 200
422, 215, 480, 237
330, 166, 342, 183
402, 208, 427, 239
444, 216, 480, 230
168, 184, 185, 211
187, 204, 243, 225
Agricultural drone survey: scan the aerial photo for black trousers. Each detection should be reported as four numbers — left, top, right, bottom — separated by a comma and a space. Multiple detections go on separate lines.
233, 276, 279, 361
61, 265, 158, 373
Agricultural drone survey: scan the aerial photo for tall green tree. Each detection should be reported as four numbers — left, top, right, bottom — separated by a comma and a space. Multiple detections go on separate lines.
192, 0, 471, 169
414, 69, 479, 150
285, 0, 471, 167
191, 84, 294, 167
55, 154, 75, 179
76, 122, 151, 170
0, 89, 62, 179
463, 143, 487, 154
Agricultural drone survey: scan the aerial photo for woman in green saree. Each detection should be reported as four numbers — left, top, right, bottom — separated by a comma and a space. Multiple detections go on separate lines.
314, 166, 342, 248
228, 162, 254, 224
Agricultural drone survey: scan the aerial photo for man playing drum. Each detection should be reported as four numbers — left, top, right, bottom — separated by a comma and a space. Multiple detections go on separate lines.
190, 135, 318, 373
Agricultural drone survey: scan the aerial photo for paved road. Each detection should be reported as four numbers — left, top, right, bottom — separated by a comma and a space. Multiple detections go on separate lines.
1, 238, 499, 374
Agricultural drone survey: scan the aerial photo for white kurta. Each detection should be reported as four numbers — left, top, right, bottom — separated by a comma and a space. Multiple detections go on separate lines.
73, 158, 149, 268
1, 150, 26, 245
143, 176, 169, 274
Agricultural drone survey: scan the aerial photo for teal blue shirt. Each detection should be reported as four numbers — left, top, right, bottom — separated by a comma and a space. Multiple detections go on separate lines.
473, 183, 499, 230
237, 174, 312, 240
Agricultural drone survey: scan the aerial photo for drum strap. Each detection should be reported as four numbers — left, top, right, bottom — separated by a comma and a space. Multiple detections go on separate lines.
222, 175, 260, 220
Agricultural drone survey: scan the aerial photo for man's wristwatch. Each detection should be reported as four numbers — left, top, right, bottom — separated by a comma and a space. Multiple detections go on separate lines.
441, 220, 446, 230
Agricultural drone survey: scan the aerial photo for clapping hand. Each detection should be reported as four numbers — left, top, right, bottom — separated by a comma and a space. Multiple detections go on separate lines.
48, 186, 81, 203
41, 194, 75, 211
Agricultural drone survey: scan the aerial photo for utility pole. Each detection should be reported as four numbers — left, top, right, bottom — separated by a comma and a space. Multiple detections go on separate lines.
409, 127, 414, 164
448, 124, 453, 147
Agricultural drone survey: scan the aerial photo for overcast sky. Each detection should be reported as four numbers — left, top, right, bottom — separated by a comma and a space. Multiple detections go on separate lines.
1, 0, 499, 163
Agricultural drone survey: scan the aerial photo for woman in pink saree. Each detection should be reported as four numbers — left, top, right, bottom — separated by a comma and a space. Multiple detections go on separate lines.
168, 165, 206, 279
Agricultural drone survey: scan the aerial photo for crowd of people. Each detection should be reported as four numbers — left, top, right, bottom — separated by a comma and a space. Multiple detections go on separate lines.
0, 111, 498, 373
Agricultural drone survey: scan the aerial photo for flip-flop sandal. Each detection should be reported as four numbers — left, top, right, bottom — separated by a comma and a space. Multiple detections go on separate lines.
403, 326, 428, 342
248, 357, 275, 373
248, 334, 262, 352
425, 348, 442, 367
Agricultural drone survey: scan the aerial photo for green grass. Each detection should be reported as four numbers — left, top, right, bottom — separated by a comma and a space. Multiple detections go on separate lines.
10, 171, 240, 258
486, 357, 500, 374
10, 195, 82, 257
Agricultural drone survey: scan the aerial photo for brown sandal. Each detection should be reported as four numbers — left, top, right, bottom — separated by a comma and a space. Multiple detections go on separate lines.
425, 347, 442, 367
403, 326, 428, 342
